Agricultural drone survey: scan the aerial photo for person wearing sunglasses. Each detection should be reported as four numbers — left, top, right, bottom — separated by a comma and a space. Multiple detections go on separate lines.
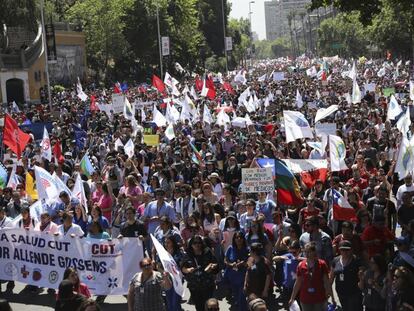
127, 258, 172, 311
181, 235, 219, 311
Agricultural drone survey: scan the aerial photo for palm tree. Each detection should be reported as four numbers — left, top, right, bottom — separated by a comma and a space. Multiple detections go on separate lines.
299, 11, 307, 54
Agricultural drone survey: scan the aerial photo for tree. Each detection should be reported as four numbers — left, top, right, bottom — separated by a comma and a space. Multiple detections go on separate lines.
0, 0, 37, 33
317, 13, 368, 58
65, 0, 134, 81
123, 0, 203, 78
227, 18, 251, 67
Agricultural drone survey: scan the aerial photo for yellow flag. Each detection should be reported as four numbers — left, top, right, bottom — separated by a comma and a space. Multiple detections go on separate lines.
26, 172, 38, 201
143, 134, 160, 146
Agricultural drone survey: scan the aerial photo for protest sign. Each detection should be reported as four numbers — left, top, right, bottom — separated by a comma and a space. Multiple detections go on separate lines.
383, 87, 396, 97
315, 123, 337, 136
0, 229, 143, 295
273, 72, 285, 81
364, 83, 376, 93
143, 134, 160, 146
242, 167, 274, 193
112, 94, 125, 114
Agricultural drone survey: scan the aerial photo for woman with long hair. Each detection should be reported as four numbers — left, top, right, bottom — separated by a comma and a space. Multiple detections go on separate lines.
87, 206, 110, 233
119, 175, 143, 211
201, 182, 219, 205
181, 235, 219, 311
219, 184, 238, 210
61, 267, 91, 299
200, 202, 221, 235
224, 231, 249, 311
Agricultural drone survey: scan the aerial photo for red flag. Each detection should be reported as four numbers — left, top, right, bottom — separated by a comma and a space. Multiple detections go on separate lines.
152, 75, 166, 94
195, 76, 203, 91
321, 71, 327, 81
222, 82, 235, 95
3, 114, 31, 159
90, 95, 98, 112
53, 140, 64, 164
114, 82, 122, 94
300, 168, 328, 189
205, 77, 216, 99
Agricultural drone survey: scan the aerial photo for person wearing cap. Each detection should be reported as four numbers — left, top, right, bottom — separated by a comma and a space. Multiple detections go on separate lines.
207, 172, 223, 198
142, 188, 176, 235
361, 215, 394, 258
330, 240, 363, 311
392, 236, 414, 269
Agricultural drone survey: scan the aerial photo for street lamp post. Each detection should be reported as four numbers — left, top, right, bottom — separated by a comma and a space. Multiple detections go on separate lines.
221, 0, 228, 74
248, 1, 255, 64
40, 0, 52, 110
156, 4, 163, 79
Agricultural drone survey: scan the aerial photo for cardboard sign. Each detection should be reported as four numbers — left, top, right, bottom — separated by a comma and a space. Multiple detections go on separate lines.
242, 168, 274, 193
143, 134, 160, 146
111, 94, 125, 114
315, 123, 337, 137
273, 72, 285, 81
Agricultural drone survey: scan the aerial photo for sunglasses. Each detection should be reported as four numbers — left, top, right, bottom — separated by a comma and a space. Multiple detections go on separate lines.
141, 263, 152, 268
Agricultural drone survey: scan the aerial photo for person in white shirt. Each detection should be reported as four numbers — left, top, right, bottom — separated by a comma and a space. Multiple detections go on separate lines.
0, 207, 12, 229
14, 206, 38, 230
396, 174, 414, 210
34, 212, 59, 234
56, 212, 85, 237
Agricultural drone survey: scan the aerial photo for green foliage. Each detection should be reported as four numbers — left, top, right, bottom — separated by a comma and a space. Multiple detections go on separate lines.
204, 55, 226, 72
227, 18, 251, 67
52, 85, 65, 92
317, 12, 368, 58
65, 0, 134, 81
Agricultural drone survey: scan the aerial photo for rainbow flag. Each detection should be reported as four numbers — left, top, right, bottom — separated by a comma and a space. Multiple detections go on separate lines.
275, 159, 303, 206
0, 163, 7, 189
80, 153, 96, 178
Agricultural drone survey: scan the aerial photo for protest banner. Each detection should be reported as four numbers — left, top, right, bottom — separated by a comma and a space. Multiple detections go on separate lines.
383, 87, 396, 97
273, 72, 285, 81
315, 122, 337, 137
143, 134, 160, 146
112, 93, 125, 114
242, 167, 274, 193
0, 228, 143, 295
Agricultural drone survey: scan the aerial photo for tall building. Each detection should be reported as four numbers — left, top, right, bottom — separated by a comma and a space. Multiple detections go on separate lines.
264, 0, 312, 40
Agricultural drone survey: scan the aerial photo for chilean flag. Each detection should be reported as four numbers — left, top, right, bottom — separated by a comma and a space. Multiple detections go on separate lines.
332, 189, 356, 221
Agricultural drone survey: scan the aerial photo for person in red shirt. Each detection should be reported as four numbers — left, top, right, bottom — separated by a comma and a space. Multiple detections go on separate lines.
346, 167, 368, 197
298, 194, 321, 229
361, 215, 394, 258
332, 221, 365, 260
289, 242, 335, 311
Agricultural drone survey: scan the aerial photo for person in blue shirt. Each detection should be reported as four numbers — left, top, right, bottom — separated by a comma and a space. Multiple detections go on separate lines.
256, 192, 276, 223
87, 206, 110, 233
143, 188, 176, 235
273, 240, 304, 308
224, 231, 249, 311
87, 221, 110, 240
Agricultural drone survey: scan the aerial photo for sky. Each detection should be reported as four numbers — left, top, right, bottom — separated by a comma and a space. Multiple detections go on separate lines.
228, 0, 266, 40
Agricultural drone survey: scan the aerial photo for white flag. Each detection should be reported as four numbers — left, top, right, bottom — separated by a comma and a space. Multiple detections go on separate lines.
40, 127, 52, 161
152, 105, 167, 127
395, 137, 414, 179
114, 138, 124, 150
200, 79, 209, 97
295, 89, 303, 108
53, 174, 72, 196
387, 95, 403, 121
190, 86, 199, 100
165, 100, 180, 124
397, 107, 411, 134
165, 123, 175, 140
216, 109, 230, 127
150, 235, 185, 297
76, 78, 88, 102
314, 105, 338, 124
351, 77, 361, 104
283, 111, 313, 143
203, 105, 213, 124
34, 166, 61, 200
124, 139, 135, 158
123, 97, 135, 121
395, 136, 414, 180
316, 90, 321, 100
348, 61, 357, 81
258, 73, 267, 82
12, 101, 20, 113
410, 81, 414, 101
164, 72, 179, 89
329, 135, 348, 172
72, 174, 88, 213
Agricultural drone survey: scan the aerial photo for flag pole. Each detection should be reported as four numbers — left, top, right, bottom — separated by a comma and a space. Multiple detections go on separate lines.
221, 0, 228, 74
156, 4, 164, 79
40, 0, 52, 111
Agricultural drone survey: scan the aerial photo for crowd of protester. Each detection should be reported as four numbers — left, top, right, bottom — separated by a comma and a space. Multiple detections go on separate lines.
1, 56, 414, 311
